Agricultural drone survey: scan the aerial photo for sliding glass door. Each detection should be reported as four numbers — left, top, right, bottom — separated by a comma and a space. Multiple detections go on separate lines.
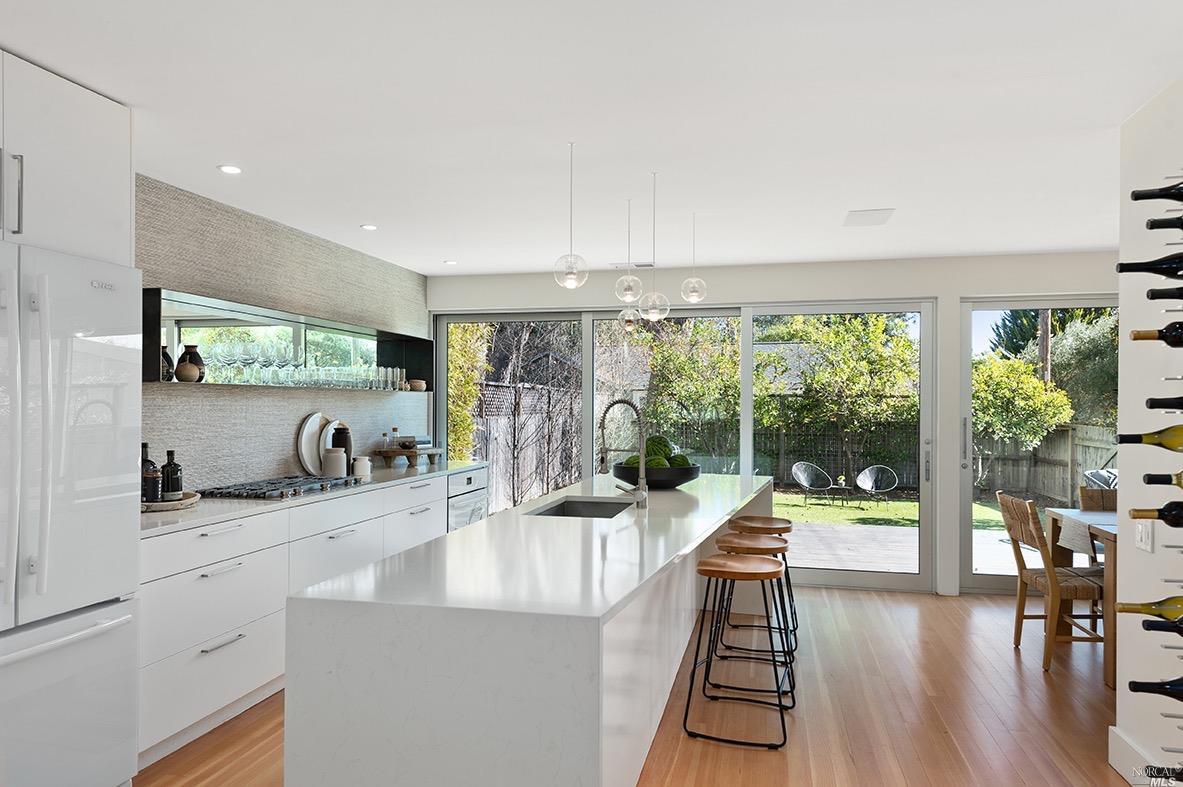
959, 299, 1118, 591
748, 302, 934, 591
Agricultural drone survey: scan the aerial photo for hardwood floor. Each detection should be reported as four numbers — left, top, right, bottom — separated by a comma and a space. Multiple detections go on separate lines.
134, 588, 1123, 787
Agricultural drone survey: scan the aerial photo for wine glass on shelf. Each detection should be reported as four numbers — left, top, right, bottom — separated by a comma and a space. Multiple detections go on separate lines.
273, 344, 291, 386
257, 344, 276, 385
238, 342, 260, 384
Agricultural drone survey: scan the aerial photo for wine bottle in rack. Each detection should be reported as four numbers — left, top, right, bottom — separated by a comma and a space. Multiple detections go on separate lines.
1118, 426, 1183, 451
1147, 396, 1183, 410
1129, 502, 1183, 527
1115, 596, 1183, 621
1131, 323, 1183, 347
1148, 286, 1183, 301
1116, 251, 1183, 279
1147, 216, 1183, 231
1143, 619, 1183, 638
1144, 471, 1183, 489
1129, 677, 1183, 703
1132, 182, 1183, 203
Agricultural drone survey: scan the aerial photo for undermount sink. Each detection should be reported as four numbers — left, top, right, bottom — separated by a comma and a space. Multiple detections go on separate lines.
527, 496, 634, 519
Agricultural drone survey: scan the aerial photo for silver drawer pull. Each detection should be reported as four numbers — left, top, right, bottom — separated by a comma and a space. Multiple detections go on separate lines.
409, 482, 431, 489
328, 528, 358, 540
199, 561, 244, 578
200, 633, 245, 654
199, 523, 244, 537
408, 507, 431, 515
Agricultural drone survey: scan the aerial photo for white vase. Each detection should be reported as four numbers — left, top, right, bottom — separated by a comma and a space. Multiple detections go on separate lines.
323, 447, 347, 478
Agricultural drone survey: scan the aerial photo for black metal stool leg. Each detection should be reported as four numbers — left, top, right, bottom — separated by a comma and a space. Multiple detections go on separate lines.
683, 577, 715, 736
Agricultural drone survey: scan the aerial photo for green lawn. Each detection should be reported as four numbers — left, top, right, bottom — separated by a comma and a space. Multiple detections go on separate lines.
772, 490, 1005, 529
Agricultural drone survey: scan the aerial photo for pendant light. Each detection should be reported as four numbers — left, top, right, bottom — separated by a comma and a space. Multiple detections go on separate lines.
614, 199, 642, 303
638, 172, 670, 322
553, 142, 588, 290
680, 212, 706, 303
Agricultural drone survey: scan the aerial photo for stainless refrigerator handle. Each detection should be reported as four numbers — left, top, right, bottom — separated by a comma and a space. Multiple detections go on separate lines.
10, 153, 23, 235
30, 276, 52, 595
0, 614, 132, 668
1, 269, 20, 605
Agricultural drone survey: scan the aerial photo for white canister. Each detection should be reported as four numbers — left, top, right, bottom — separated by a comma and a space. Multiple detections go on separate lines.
323, 447, 347, 478
352, 456, 372, 479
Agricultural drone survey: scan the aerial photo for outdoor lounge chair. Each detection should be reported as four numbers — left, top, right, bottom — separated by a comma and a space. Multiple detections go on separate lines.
791, 461, 836, 506
855, 465, 898, 506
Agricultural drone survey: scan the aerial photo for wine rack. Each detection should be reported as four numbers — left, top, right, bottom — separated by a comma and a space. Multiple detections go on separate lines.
1113, 80, 1183, 776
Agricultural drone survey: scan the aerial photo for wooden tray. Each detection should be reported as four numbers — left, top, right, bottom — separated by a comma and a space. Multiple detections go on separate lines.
141, 490, 202, 513
373, 447, 444, 467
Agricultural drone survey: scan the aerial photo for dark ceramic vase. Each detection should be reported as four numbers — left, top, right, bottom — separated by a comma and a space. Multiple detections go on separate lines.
161, 346, 175, 382
331, 425, 353, 471
176, 345, 206, 383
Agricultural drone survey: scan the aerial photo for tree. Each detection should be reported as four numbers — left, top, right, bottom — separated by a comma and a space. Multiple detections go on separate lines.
756, 314, 919, 480
446, 322, 493, 461
990, 308, 1109, 356
1018, 312, 1118, 427
971, 354, 1073, 485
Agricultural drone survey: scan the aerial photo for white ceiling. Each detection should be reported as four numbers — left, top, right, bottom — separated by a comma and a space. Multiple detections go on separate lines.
3, 1, 1182, 276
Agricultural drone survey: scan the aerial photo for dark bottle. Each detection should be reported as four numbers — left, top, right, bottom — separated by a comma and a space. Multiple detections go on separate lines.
331, 425, 353, 471
1148, 286, 1183, 301
161, 346, 175, 382
1128, 676, 1183, 703
1129, 502, 1183, 528
1148, 396, 1183, 410
1147, 216, 1183, 231
1132, 182, 1183, 203
161, 450, 183, 502
1131, 323, 1183, 347
1116, 251, 1183, 279
1143, 619, 1183, 638
141, 443, 162, 503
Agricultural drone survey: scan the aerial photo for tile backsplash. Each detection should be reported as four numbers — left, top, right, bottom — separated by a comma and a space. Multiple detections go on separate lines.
142, 385, 431, 489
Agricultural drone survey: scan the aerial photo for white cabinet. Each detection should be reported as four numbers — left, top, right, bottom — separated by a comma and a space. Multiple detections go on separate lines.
381, 476, 447, 513
289, 491, 384, 541
382, 501, 448, 559
139, 610, 285, 751
289, 518, 384, 594
1, 52, 131, 265
140, 509, 289, 583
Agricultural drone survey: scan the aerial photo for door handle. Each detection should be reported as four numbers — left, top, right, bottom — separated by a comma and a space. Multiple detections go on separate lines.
328, 528, 358, 540
199, 561, 244, 578
408, 506, 431, 515
199, 522, 244, 537
1, 269, 19, 605
9, 154, 23, 235
30, 276, 52, 595
200, 632, 246, 655
924, 450, 931, 482
409, 482, 431, 489
0, 614, 132, 668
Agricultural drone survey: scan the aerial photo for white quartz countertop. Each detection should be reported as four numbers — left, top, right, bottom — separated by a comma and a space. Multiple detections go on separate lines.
293, 473, 772, 620
140, 460, 488, 539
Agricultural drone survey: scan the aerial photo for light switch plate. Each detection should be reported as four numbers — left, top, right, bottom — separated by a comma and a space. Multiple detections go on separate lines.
1135, 520, 1154, 553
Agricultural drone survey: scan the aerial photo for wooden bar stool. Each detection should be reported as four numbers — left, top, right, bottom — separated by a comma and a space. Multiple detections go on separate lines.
714, 532, 797, 657
683, 553, 791, 749
729, 516, 799, 639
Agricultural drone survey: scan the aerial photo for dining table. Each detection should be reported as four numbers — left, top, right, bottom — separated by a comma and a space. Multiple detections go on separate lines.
1044, 507, 1119, 688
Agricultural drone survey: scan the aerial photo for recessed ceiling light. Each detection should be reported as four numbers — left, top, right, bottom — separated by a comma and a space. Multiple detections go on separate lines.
360, 224, 378, 231
217, 164, 242, 175
843, 208, 895, 227
443, 260, 458, 266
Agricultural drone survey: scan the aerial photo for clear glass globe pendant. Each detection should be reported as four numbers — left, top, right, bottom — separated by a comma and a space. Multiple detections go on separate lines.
554, 253, 588, 289
619, 306, 641, 332
680, 276, 706, 303
638, 291, 670, 322
615, 273, 642, 302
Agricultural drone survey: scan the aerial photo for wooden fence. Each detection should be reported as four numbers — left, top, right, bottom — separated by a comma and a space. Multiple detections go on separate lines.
974, 423, 1116, 506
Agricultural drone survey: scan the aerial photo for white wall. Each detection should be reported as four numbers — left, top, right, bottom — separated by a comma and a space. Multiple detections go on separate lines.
1110, 80, 1183, 778
428, 250, 1117, 593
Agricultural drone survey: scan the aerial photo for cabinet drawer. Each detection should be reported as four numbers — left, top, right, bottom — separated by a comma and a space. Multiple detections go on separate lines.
141, 510, 289, 583
289, 490, 385, 541
289, 518, 383, 594
139, 543, 288, 667
139, 609, 284, 751
382, 502, 448, 559
383, 477, 446, 514
448, 467, 488, 496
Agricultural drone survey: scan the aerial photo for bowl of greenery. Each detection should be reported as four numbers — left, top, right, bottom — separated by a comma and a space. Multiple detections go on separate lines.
611, 435, 701, 489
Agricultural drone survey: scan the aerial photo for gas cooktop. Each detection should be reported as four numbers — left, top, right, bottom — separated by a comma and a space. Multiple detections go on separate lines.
199, 475, 363, 499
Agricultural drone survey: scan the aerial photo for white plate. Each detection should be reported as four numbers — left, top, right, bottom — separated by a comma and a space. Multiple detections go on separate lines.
298, 412, 324, 475
320, 419, 350, 463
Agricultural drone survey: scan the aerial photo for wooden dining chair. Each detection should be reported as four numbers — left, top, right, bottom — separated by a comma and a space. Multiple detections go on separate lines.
996, 492, 1104, 671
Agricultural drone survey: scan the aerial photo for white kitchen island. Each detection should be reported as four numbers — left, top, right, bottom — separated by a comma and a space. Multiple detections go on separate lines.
285, 473, 773, 787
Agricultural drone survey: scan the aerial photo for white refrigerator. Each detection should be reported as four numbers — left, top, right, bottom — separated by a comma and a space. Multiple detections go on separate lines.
0, 241, 141, 786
